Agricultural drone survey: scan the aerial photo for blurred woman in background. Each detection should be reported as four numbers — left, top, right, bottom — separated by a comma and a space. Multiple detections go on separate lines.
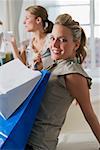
11, 5, 54, 70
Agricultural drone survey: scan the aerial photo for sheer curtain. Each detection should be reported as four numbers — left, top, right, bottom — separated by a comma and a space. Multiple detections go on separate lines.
6, 0, 23, 45
0, 0, 23, 45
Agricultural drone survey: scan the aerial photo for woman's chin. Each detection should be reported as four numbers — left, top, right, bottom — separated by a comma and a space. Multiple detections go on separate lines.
51, 55, 60, 61
25, 29, 31, 32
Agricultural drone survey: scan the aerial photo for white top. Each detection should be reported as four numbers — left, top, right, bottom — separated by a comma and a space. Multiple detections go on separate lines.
25, 34, 53, 70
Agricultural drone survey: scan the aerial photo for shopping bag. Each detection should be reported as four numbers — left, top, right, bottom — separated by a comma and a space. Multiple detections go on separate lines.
0, 70, 50, 150
0, 58, 41, 119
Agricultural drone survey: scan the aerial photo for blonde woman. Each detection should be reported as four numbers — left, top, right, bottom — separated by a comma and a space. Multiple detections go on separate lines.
26, 14, 100, 150
11, 5, 54, 70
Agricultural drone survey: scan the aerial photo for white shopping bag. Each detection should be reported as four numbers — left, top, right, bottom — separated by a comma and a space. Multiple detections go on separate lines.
0, 58, 41, 119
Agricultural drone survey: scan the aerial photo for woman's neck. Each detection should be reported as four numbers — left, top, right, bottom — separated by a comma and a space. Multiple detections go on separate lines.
31, 31, 47, 52
32, 30, 47, 41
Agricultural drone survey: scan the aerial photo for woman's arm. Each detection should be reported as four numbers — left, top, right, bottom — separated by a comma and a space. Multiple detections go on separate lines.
65, 74, 100, 144
11, 37, 26, 65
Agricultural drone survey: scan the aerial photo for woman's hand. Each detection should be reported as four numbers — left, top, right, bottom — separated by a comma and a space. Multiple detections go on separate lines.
33, 53, 42, 64
10, 36, 19, 57
33, 53, 43, 70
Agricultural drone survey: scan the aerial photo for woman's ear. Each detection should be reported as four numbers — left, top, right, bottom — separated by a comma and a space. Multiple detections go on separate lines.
74, 40, 80, 51
36, 17, 42, 24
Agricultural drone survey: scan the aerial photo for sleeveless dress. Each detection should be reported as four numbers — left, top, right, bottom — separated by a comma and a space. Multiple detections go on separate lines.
27, 59, 92, 150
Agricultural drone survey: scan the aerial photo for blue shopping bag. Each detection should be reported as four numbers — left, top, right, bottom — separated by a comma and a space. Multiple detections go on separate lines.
0, 70, 50, 150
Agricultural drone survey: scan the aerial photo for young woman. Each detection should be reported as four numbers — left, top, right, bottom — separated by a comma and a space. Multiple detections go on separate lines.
26, 13, 100, 150
11, 5, 54, 70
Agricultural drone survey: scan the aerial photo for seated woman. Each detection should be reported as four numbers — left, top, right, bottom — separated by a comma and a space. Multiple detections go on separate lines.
26, 13, 100, 150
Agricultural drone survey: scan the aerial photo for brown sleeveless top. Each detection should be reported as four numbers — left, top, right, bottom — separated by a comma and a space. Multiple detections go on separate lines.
28, 58, 92, 150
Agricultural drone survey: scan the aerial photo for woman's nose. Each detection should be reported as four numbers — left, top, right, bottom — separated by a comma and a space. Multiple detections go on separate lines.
52, 39, 60, 48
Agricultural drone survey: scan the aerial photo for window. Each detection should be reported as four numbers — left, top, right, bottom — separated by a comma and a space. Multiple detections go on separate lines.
95, 0, 100, 24
48, 5, 90, 24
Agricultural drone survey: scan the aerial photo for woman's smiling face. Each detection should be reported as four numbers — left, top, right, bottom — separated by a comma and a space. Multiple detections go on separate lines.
50, 24, 80, 60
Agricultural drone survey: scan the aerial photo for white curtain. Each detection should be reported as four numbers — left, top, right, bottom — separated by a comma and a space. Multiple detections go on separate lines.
0, 0, 23, 45
6, 0, 23, 45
